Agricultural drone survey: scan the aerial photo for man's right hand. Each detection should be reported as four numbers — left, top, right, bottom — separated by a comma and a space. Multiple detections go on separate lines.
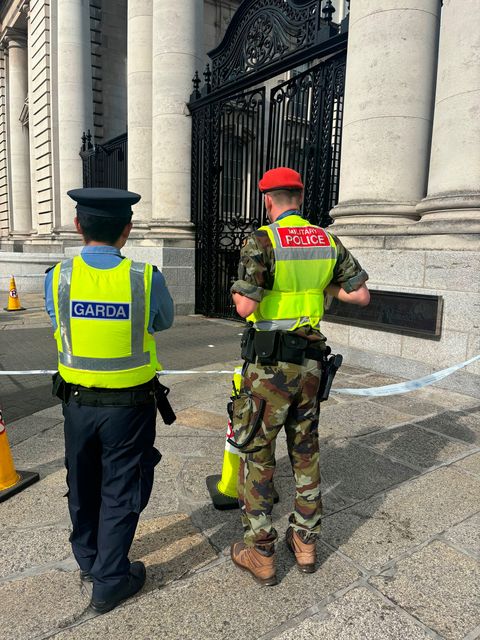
325, 283, 370, 307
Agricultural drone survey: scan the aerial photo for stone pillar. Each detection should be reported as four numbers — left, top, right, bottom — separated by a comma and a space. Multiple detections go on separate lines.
127, 0, 152, 222
56, 0, 93, 228
416, 0, 480, 232
331, 0, 440, 229
151, 0, 203, 229
5, 30, 32, 235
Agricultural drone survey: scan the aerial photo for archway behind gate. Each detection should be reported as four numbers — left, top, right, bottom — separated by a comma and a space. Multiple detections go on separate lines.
189, 0, 349, 318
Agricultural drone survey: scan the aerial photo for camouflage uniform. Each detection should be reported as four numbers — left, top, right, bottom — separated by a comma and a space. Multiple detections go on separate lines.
231, 224, 368, 548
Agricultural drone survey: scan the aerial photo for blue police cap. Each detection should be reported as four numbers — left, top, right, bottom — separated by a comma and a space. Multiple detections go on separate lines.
67, 188, 141, 218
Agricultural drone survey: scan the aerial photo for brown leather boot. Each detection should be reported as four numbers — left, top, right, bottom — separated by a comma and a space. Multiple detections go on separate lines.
285, 527, 317, 573
230, 541, 277, 586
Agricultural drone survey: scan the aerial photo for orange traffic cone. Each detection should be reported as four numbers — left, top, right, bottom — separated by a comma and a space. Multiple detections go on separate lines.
4, 275, 25, 311
0, 409, 39, 502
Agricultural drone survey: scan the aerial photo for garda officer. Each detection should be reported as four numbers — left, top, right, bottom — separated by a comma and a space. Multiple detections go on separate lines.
230, 168, 370, 585
44, 188, 174, 613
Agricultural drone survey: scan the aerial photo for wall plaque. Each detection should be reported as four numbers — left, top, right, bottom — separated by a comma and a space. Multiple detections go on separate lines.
324, 290, 443, 338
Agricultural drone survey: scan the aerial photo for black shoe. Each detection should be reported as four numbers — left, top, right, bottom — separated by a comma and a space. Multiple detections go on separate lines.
89, 561, 146, 614
80, 570, 93, 583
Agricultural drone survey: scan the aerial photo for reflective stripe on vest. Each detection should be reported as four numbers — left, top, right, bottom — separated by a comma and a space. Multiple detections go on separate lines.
247, 215, 337, 331
53, 255, 159, 388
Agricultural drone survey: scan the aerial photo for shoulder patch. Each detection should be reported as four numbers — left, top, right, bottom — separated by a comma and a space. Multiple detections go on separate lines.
45, 265, 55, 274
152, 265, 158, 272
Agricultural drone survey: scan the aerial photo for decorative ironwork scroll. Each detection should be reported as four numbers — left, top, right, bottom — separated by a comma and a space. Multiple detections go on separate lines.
209, 0, 338, 90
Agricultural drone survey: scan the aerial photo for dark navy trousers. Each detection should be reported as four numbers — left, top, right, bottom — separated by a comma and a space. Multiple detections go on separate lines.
63, 399, 160, 599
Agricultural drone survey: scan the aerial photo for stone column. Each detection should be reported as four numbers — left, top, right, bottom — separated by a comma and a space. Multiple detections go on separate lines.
5, 30, 32, 235
127, 0, 152, 222
56, 0, 93, 228
151, 0, 203, 229
416, 0, 480, 232
331, 0, 440, 229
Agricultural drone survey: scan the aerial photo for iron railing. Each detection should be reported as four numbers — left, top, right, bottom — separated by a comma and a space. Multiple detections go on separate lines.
80, 130, 128, 189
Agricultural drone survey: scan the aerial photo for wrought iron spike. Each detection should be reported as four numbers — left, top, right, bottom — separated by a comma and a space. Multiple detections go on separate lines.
86, 129, 93, 150
81, 131, 87, 151
192, 70, 201, 99
322, 0, 335, 24
203, 63, 212, 93
347, 0, 350, 10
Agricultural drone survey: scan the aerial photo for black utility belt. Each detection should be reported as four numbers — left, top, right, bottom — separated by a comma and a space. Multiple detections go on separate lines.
240, 327, 325, 366
69, 385, 156, 407
52, 372, 176, 424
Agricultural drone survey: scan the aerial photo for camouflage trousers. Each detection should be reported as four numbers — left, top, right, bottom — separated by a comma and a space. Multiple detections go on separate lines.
237, 359, 322, 548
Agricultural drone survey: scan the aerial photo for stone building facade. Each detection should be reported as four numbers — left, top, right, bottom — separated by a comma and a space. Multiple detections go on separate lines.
0, 0, 478, 391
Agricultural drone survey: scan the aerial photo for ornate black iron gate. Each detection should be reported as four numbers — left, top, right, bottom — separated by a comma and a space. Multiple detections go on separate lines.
189, 0, 349, 317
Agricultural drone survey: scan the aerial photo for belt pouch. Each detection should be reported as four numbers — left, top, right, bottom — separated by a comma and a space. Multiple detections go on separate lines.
253, 331, 279, 365
280, 333, 308, 365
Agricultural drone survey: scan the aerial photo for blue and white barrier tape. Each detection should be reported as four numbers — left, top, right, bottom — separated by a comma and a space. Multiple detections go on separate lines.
0, 355, 478, 397
332, 354, 480, 397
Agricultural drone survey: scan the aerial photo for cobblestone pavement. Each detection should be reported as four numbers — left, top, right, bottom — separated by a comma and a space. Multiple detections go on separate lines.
1, 301, 479, 639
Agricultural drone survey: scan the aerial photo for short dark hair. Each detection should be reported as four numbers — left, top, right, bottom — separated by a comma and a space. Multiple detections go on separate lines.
268, 189, 303, 205
77, 212, 132, 244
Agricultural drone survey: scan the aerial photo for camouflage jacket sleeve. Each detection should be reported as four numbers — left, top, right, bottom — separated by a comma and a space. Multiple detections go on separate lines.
329, 233, 369, 293
230, 230, 275, 302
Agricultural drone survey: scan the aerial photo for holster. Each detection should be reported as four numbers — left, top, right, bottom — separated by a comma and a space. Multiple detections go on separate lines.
52, 371, 71, 403
153, 377, 176, 425
317, 350, 343, 403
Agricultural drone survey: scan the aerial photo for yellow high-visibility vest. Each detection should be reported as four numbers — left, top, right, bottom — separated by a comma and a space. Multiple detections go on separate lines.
247, 214, 337, 330
52, 255, 159, 388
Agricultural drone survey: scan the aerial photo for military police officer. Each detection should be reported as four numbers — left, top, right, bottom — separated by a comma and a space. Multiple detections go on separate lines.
230, 168, 370, 585
44, 188, 174, 612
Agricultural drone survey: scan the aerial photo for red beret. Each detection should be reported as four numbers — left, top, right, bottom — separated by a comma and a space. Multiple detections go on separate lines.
258, 167, 304, 193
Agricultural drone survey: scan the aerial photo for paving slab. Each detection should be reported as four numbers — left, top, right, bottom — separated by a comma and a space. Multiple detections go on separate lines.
141, 453, 184, 517
358, 423, 476, 470
370, 541, 480, 640
369, 394, 457, 418
453, 451, 480, 477
51, 545, 359, 640
415, 406, 480, 445
174, 407, 226, 431
158, 434, 225, 459
443, 512, 480, 559
0, 570, 89, 640
180, 456, 222, 504
276, 586, 432, 640
0, 524, 71, 579
0, 468, 69, 528
320, 439, 414, 502
190, 503, 245, 553
318, 401, 413, 440
157, 419, 224, 438
10, 431, 65, 468
131, 514, 217, 588
320, 466, 480, 570
5, 413, 63, 446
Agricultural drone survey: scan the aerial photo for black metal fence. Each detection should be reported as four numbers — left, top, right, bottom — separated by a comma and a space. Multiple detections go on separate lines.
80, 131, 128, 189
